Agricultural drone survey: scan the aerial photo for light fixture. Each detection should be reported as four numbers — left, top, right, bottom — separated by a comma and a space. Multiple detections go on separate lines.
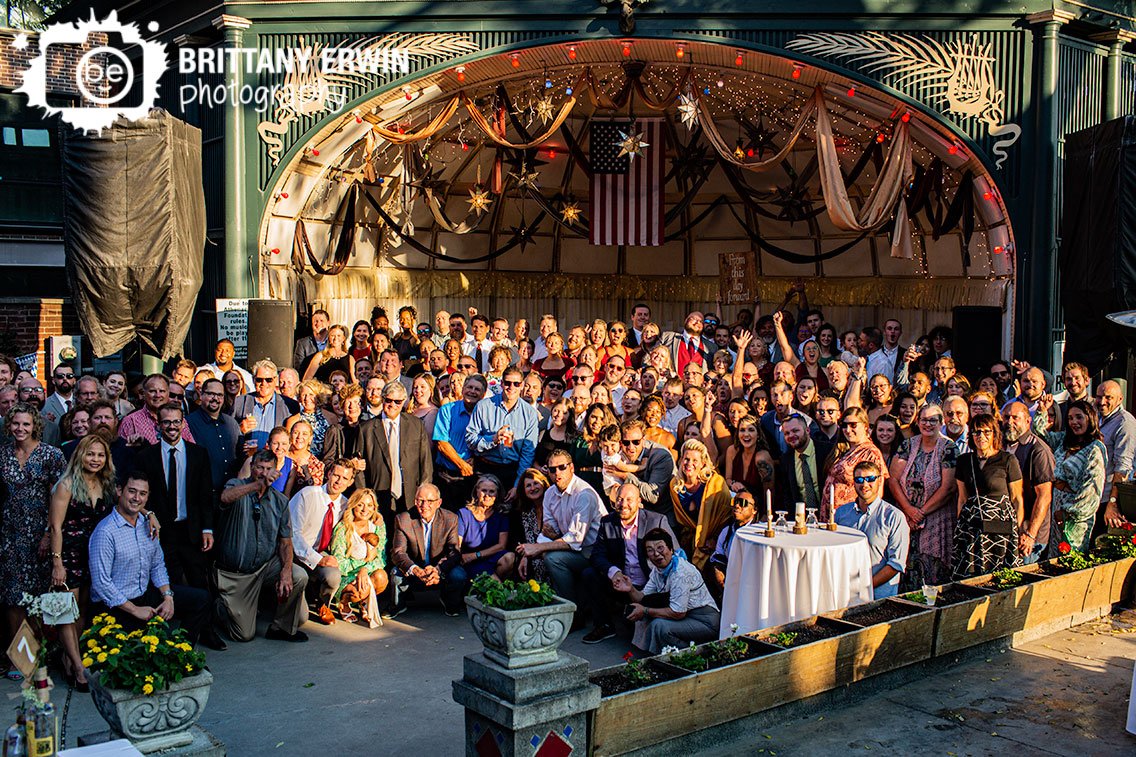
676, 43, 686, 59
900, 111, 911, 123
875, 133, 886, 143
983, 190, 993, 201
545, 77, 553, 89
510, 53, 520, 68
455, 65, 466, 83
621, 41, 632, 57
565, 85, 573, 95
567, 45, 577, 61
791, 64, 802, 79
735, 51, 744, 66
847, 86, 855, 97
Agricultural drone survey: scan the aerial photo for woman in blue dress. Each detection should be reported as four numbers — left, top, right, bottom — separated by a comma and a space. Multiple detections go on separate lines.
458, 475, 510, 579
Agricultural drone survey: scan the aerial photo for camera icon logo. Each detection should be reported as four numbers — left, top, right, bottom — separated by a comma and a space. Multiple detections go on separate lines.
16, 11, 167, 133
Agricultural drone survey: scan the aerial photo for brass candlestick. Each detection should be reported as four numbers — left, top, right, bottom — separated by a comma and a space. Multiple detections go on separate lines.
764, 514, 776, 538
793, 523, 808, 535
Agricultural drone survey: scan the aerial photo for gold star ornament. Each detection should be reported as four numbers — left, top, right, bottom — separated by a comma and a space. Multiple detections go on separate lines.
534, 97, 555, 125
560, 202, 582, 224
615, 130, 649, 161
677, 94, 699, 129
467, 186, 493, 215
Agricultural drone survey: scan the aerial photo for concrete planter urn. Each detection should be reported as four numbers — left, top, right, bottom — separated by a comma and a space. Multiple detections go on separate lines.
88, 669, 213, 754
465, 595, 576, 669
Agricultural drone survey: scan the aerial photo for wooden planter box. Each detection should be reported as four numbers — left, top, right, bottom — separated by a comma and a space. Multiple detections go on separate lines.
934, 574, 1044, 656
1108, 556, 1136, 603
822, 598, 937, 680
1016, 560, 1095, 627
590, 658, 695, 756
747, 616, 866, 697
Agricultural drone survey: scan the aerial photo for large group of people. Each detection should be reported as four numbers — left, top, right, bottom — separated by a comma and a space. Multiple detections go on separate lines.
1, 285, 1133, 667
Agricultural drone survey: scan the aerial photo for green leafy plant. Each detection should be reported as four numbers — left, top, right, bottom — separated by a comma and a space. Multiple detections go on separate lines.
1092, 532, 1136, 562
901, 591, 927, 604
620, 653, 652, 684
990, 568, 1025, 590
704, 635, 750, 665
766, 631, 799, 648
666, 642, 709, 672
80, 614, 206, 695
1054, 542, 1093, 571
467, 574, 557, 610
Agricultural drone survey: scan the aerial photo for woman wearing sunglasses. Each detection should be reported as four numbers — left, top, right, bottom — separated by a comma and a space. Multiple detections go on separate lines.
952, 413, 1024, 578
822, 407, 887, 519
887, 404, 959, 586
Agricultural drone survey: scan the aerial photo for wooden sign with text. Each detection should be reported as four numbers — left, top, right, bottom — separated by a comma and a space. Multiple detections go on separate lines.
6, 620, 39, 678
719, 252, 757, 305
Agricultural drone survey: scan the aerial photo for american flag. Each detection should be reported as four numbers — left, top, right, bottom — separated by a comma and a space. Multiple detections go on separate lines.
590, 119, 664, 246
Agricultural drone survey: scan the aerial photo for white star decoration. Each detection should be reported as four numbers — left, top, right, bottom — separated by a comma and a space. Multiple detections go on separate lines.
467, 186, 493, 214
677, 94, 699, 129
534, 97, 555, 125
12, 33, 29, 50
560, 202, 582, 223
615, 130, 649, 160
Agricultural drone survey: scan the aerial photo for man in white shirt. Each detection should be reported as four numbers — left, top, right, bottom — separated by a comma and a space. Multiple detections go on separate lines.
203, 339, 253, 394
660, 378, 691, 435
288, 460, 355, 624
628, 303, 651, 348
880, 319, 904, 379
531, 314, 558, 361
515, 450, 606, 616
859, 326, 893, 383
464, 314, 496, 373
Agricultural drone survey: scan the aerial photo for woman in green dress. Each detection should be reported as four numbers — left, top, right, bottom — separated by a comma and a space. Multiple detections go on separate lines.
327, 488, 388, 626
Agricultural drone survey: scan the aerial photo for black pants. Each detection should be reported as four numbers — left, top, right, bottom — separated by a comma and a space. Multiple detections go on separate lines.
162, 523, 212, 590
473, 459, 519, 494
435, 469, 475, 513
392, 564, 469, 613
90, 585, 211, 642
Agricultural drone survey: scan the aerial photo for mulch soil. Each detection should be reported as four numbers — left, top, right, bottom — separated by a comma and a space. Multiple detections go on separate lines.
841, 601, 926, 626
591, 659, 687, 697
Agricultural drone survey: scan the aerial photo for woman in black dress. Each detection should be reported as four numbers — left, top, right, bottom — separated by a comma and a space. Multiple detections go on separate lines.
535, 399, 575, 467
952, 413, 1024, 578
303, 324, 356, 384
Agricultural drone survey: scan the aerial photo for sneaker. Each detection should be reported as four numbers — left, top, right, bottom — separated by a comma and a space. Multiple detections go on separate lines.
441, 598, 461, 617
381, 604, 408, 620
582, 624, 616, 644
265, 628, 309, 643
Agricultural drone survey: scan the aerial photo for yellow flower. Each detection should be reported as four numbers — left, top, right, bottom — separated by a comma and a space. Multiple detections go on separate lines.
81, 657, 93, 668
96, 652, 107, 663
110, 648, 120, 655
145, 675, 154, 682
87, 639, 99, 650
142, 684, 154, 695
528, 579, 541, 593
185, 664, 193, 672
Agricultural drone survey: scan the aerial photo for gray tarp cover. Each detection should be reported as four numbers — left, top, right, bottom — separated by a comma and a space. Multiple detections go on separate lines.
61, 112, 205, 359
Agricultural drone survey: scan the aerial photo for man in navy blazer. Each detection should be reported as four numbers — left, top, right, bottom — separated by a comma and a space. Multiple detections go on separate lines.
582, 483, 675, 644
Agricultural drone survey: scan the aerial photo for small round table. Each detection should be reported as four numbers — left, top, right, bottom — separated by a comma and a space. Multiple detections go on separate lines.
719, 524, 875, 635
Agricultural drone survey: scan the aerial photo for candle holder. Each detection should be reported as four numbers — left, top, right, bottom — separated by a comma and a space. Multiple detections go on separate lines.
764, 524, 776, 538
792, 520, 808, 535
825, 521, 839, 531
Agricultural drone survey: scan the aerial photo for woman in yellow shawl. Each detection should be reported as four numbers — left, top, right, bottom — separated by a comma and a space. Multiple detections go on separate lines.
668, 439, 735, 569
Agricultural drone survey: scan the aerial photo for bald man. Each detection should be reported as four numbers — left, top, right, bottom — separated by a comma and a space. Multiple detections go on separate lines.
1095, 380, 1136, 531
389, 483, 466, 616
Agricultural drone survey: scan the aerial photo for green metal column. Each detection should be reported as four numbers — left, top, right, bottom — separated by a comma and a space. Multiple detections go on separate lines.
1022, 10, 1072, 368
213, 14, 253, 299
1096, 31, 1133, 121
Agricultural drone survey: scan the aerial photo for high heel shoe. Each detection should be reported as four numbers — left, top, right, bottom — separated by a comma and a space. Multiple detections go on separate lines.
62, 659, 90, 693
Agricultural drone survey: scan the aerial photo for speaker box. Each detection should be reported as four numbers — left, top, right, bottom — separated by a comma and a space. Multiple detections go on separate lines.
952, 306, 1003, 379
1059, 116, 1136, 374
246, 300, 296, 370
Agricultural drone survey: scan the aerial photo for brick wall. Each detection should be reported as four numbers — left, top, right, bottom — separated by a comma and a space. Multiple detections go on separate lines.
0, 28, 109, 96
0, 298, 80, 378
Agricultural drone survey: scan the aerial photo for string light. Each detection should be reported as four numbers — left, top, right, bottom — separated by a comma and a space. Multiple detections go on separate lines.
847, 86, 856, 97
567, 45, 576, 61
876, 133, 886, 143
403, 86, 413, 101
510, 53, 520, 68
455, 65, 466, 83
565, 85, 573, 95
982, 191, 993, 200
545, 77, 553, 89
791, 64, 802, 79
948, 144, 958, 154
716, 79, 724, 88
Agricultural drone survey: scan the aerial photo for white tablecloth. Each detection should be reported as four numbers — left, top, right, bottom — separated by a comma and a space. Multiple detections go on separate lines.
719, 524, 875, 635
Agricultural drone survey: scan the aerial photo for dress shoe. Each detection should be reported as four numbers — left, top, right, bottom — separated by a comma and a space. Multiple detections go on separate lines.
200, 631, 228, 652
265, 627, 309, 643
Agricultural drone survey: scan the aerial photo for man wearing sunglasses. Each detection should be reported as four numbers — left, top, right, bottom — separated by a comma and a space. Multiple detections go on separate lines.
356, 381, 433, 521
604, 419, 676, 525
834, 460, 909, 599
466, 366, 539, 501
232, 359, 291, 451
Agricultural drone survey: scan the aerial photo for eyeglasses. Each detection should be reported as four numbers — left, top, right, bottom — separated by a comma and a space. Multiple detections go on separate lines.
459, 363, 477, 370
502, 379, 522, 387
573, 376, 591, 383
853, 475, 880, 484
839, 421, 862, 429
919, 416, 942, 425
20, 387, 44, 394
972, 429, 994, 436
383, 398, 404, 406
169, 393, 185, 400
548, 463, 572, 473
621, 438, 643, 447
417, 328, 432, 336
54, 374, 74, 380
224, 379, 241, 385
742, 373, 756, 380
254, 377, 275, 383
414, 497, 440, 505
992, 370, 1011, 378
159, 419, 183, 427
201, 391, 223, 398
607, 364, 625, 371
547, 383, 565, 391
610, 328, 625, 333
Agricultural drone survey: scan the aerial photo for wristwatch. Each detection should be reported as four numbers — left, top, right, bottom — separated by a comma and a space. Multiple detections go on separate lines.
162, 590, 175, 598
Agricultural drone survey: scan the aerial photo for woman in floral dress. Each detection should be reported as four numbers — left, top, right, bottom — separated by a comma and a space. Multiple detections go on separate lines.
1045, 400, 1107, 553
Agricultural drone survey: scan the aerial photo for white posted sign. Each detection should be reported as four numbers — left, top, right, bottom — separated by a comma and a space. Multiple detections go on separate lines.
216, 299, 250, 360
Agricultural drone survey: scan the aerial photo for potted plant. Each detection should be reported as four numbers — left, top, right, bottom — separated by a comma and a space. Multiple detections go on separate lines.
589, 651, 694, 755
1094, 530, 1136, 603
464, 574, 575, 669
81, 614, 212, 754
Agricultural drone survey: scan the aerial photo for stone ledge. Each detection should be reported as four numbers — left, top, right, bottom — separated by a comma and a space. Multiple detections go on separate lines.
453, 680, 600, 730
462, 652, 591, 702
78, 725, 225, 756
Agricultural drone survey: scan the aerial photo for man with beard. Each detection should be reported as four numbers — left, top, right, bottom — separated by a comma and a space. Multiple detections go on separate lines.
1003, 401, 1055, 562
989, 360, 1017, 406
204, 339, 253, 394
42, 362, 77, 424
1095, 380, 1136, 531
63, 400, 134, 481
602, 355, 629, 408
755, 315, 780, 363
425, 349, 451, 379
187, 379, 240, 492
448, 313, 475, 351
908, 371, 932, 409
761, 381, 813, 460
942, 396, 971, 453
825, 360, 862, 410
660, 311, 713, 377
566, 326, 588, 361
361, 377, 386, 421
1054, 362, 1091, 430
0, 385, 16, 435
1003, 366, 1047, 418
779, 414, 833, 510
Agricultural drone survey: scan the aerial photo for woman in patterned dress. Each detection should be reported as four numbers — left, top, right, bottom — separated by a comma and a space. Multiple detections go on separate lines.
327, 489, 388, 626
1045, 400, 1108, 553
822, 407, 887, 519
0, 403, 66, 670
503, 469, 549, 583
286, 380, 333, 458
887, 404, 959, 587
952, 414, 1024, 578
285, 419, 325, 492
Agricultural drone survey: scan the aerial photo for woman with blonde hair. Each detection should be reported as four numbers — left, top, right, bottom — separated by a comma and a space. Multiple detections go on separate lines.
407, 373, 439, 437
302, 323, 356, 384
327, 488, 388, 626
284, 419, 324, 491
647, 344, 675, 380
668, 439, 734, 569
822, 406, 887, 519
285, 379, 334, 458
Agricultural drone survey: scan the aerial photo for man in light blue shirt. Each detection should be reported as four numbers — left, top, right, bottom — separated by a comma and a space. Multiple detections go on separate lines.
834, 460, 909, 599
433, 375, 486, 510
466, 366, 538, 500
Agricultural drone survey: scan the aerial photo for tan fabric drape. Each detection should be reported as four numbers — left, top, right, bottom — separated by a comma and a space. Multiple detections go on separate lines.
815, 91, 913, 233
462, 94, 577, 149
697, 88, 819, 173
371, 97, 461, 143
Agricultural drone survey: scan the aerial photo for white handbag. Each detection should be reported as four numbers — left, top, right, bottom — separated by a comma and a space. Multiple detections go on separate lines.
39, 586, 80, 626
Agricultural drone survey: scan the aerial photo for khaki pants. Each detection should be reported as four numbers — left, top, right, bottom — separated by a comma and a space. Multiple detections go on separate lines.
215, 557, 309, 642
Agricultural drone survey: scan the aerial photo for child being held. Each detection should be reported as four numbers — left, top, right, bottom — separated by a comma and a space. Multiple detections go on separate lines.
598, 423, 642, 501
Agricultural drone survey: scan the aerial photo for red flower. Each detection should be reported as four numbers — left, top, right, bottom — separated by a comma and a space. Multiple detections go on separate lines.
622, 651, 634, 662
1057, 541, 1071, 555
1130, 534, 1136, 546
1122, 522, 1134, 531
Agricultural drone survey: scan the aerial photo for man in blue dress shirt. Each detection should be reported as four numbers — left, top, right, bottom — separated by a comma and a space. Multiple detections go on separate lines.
465, 366, 538, 501
432, 375, 487, 511
834, 460, 910, 599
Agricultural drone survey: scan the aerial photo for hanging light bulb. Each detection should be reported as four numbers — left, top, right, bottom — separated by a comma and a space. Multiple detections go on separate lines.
548, 148, 557, 159
983, 191, 993, 201
847, 86, 856, 97
545, 77, 553, 89
510, 53, 520, 68
703, 85, 711, 95
948, 144, 959, 155
875, 133, 886, 144
567, 45, 577, 61
735, 51, 744, 66
900, 111, 911, 123
676, 43, 686, 59
455, 65, 466, 83
791, 64, 802, 79
716, 79, 724, 88
621, 41, 632, 57
461, 141, 469, 151
565, 85, 573, 95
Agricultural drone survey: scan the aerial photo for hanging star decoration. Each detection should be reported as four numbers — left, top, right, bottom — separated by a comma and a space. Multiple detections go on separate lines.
560, 201, 582, 224
677, 93, 699, 129
467, 186, 493, 215
508, 222, 536, 252
407, 165, 448, 201
534, 97, 555, 125
733, 143, 746, 160
615, 129, 650, 161
743, 119, 780, 160
509, 161, 541, 191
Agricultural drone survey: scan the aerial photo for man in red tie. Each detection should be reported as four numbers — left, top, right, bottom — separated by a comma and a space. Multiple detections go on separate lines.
287, 459, 356, 624
660, 311, 712, 377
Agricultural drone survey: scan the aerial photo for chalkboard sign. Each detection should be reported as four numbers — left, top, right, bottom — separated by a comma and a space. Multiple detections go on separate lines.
719, 252, 757, 305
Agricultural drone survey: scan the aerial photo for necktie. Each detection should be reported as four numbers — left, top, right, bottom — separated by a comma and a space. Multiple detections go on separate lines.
315, 502, 335, 552
798, 451, 820, 511
475, 342, 485, 372
167, 448, 179, 518
64, 398, 71, 412
422, 520, 431, 565
386, 420, 403, 500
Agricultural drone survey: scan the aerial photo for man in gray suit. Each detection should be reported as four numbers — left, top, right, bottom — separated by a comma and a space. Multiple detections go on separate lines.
657, 311, 714, 378
355, 381, 433, 522
292, 309, 330, 377
42, 363, 77, 425
389, 483, 465, 616
232, 359, 293, 450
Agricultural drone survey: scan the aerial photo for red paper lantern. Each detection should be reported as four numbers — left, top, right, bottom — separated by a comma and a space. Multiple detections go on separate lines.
735, 52, 744, 66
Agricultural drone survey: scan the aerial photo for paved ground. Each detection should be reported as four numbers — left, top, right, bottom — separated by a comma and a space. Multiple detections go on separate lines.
4, 605, 1133, 755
